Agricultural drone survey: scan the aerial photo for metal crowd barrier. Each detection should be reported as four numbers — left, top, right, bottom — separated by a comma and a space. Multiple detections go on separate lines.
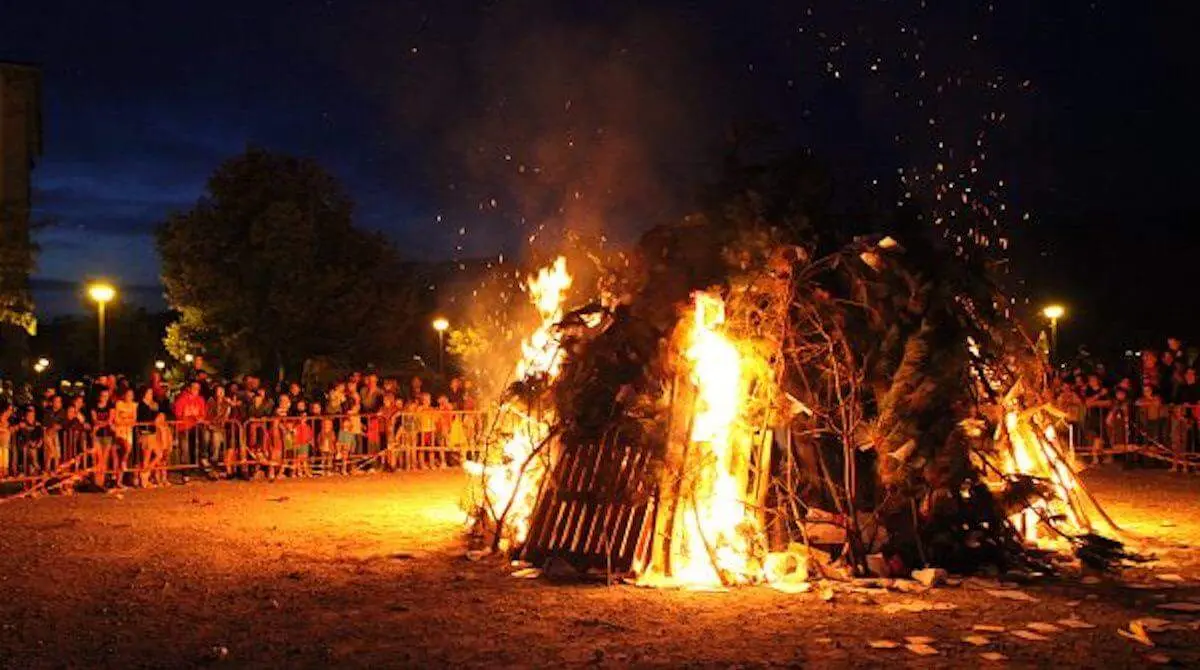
1057, 402, 1200, 469
2, 410, 493, 486
388, 410, 488, 469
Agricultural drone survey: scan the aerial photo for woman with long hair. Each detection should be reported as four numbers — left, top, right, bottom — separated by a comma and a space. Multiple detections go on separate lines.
90, 388, 115, 488
135, 386, 161, 487
112, 388, 138, 488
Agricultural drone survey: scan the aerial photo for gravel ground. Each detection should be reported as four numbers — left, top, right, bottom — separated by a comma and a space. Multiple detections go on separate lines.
0, 465, 1197, 668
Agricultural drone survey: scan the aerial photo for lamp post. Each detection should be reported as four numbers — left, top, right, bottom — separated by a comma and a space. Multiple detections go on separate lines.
432, 317, 450, 375
87, 282, 116, 372
33, 357, 49, 377
1042, 304, 1065, 364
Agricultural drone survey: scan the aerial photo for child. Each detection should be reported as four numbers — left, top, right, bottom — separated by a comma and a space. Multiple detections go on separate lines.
337, 399, 362, 473
318, 414, 336, 475
417, 393, 438, 468
292, 413, 314, 478
378, 392, 402, 471
269, 396, 292, 480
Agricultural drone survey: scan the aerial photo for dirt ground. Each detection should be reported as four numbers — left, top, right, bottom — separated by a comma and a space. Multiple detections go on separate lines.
1, 466, 1198, 669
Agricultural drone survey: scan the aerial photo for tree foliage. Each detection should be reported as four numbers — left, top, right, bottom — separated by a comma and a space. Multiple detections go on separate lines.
157, 149, 398, 377
0, 202, 38, 336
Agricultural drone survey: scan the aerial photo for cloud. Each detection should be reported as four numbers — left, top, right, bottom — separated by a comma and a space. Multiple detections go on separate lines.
33, 185, 190, 236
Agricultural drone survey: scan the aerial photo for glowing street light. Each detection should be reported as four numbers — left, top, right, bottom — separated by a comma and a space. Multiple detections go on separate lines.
1042, 304, 1066, 363
155, 360, 167, 371
87, 282, 116, 371
184, 353, 195, 364
432, 317, 450, 374
33, 357, 49, 374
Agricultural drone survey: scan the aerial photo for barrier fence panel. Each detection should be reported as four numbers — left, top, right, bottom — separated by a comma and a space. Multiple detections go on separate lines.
389, 410, 489, 470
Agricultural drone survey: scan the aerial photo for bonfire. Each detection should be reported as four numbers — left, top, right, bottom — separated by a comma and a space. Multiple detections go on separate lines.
463, 212, 1125, 589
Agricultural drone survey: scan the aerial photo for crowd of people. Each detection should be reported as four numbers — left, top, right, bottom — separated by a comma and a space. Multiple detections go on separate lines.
0, 369, 482, 490
1050, 337, 1199, 472
5, 333, 1198, 491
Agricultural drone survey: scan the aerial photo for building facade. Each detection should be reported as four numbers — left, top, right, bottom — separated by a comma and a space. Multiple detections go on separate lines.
0, 62, 42, 378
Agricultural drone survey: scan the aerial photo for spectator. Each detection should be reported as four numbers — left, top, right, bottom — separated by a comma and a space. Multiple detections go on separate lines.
1082, 374, 1110, 461
1105, 387, 1131, 462
14, 406, 44, 479
2, 365, 485, 489
248, 387, 273, 419
416, 393, 438, 468
1135, 384, 1168, 453
1166, 337, 1185, 364
60, 402, 89, 477
318, 413, 337, 475
136, 387, 162, 487
462, 379, 478, 411
173, 381, 207, 465
267, 395, 292, 481
91, 388, 115, 488
0, 401, 12, 477
42, 395, 64, 474
149, 370, 169, 405
378, 391, 402, 470
448, 377, 465, 409
325, 381, 347, 415
337, 396, 362, 464
292, 411, 313, 478
1055, 383, 1086, 450
361, 373, 383, 413
113, 388, 138, 488
207, 384, 235, 464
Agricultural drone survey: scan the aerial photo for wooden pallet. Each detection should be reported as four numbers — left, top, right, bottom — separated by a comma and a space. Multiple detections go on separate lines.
521, 441, 657, 573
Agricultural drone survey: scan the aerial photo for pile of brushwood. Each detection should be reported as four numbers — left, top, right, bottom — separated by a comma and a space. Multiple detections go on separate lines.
533, 204, 1127, 579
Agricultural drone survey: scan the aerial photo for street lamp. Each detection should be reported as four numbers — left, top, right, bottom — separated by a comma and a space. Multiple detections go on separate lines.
184, 353, 195, 364
1042, 304, 1065, 364
33, 357, 49, 375
87, 282, 116, 371
155, 360, 166, 371
432, 317, 450, 374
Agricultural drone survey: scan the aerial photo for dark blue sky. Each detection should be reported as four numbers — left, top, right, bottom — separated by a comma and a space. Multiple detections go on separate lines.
3, 1, 1196, 351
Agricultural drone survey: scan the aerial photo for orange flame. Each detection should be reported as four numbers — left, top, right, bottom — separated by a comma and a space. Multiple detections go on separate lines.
466, 257, 572, 547
1000, 407, 1083, 545
647, 292, 764, 586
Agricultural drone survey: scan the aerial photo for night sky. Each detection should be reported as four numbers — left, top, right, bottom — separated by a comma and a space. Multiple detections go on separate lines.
2, 1, 1194, 355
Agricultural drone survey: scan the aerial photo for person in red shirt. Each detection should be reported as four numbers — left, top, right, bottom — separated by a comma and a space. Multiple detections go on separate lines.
292, 412, 314, 477
173, 382, 207, 465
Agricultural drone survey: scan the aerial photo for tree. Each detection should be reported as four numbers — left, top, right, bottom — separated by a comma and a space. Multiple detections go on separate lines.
157, 148, 396, 378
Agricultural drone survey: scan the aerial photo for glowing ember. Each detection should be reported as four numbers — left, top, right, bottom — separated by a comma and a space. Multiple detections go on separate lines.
466, 256, 572, 548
